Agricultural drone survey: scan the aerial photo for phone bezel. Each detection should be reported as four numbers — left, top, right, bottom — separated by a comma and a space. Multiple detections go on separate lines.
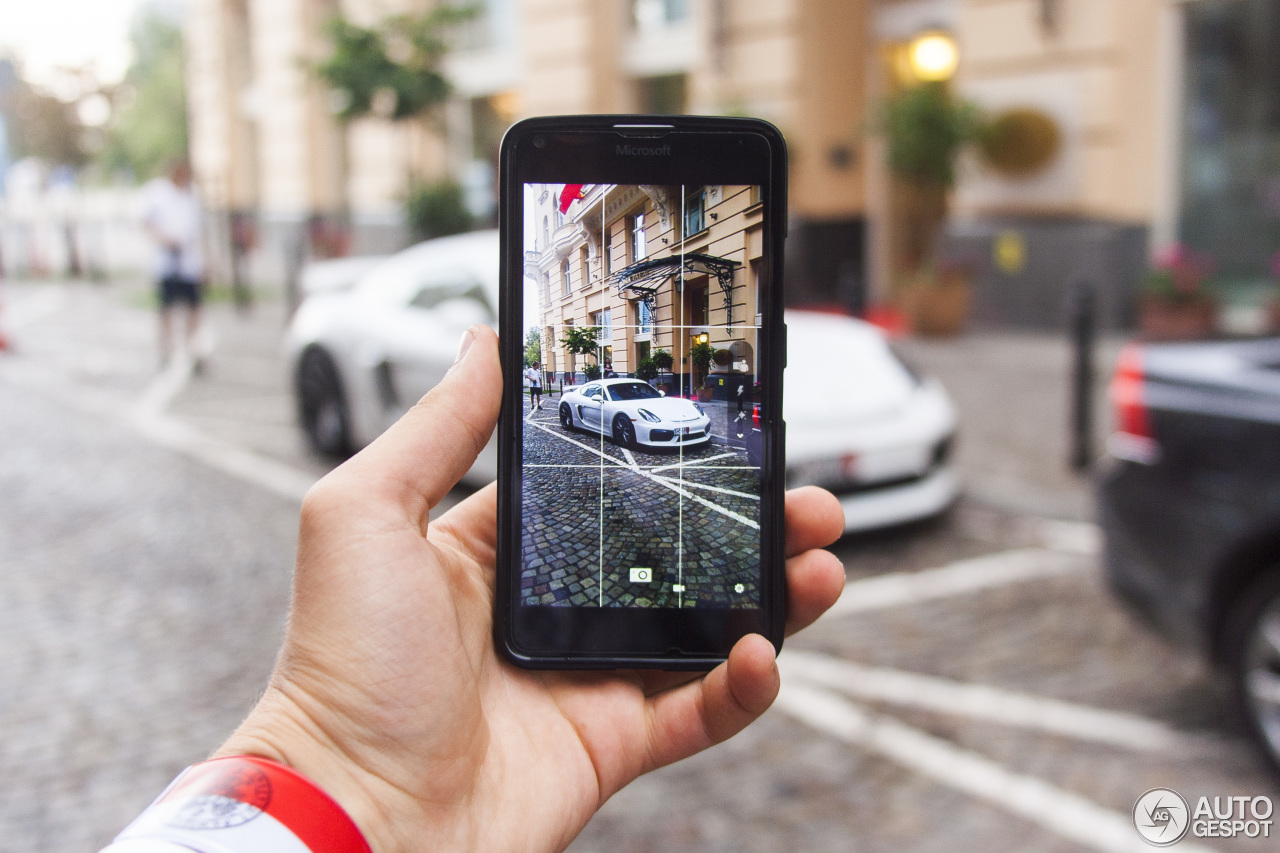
496, 115, 788, 669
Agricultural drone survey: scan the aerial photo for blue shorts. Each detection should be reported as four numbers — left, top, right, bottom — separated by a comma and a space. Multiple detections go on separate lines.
159, 275, 202, 308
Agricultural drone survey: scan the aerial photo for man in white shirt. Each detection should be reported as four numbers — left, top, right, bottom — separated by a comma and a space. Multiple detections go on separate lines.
140, 160, 205, 367
525, 361, 543, 411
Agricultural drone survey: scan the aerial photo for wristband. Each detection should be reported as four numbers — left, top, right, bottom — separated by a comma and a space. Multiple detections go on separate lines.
108, 756, 372, 853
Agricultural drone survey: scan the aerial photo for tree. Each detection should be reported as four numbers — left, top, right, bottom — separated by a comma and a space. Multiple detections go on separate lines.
652, 348, 673, 372
315, 6, 476, 123
523, 327, 541, 368
100, 9, 189, 179
560, 326, 601, 363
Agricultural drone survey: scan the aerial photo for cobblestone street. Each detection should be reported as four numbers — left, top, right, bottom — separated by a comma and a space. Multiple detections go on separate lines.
521, 399, 760, 607
4, 279, 1278, 853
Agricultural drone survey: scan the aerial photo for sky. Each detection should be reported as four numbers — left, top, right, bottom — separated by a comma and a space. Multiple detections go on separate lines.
0, 0, 161, 97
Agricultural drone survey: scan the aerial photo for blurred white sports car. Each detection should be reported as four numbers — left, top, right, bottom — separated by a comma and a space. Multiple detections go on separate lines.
774, 309, 958, 532
287, 231, 959, 529
285, 230, 499, 484
559, 378, 712, 449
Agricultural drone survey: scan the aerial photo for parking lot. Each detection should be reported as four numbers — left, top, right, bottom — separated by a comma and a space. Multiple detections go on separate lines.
520, 398, 761, 608
3, 280, 1278, 853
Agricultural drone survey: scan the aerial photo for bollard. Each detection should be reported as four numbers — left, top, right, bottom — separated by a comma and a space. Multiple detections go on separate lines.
1069, 277, 1096, 472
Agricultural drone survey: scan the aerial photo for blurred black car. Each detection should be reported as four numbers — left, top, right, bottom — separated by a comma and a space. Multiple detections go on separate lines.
1100, 337, 1280, 773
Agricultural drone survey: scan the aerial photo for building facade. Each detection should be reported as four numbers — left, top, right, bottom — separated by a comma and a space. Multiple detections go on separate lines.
526, 182, 762, 397
186, 0, 1280, 328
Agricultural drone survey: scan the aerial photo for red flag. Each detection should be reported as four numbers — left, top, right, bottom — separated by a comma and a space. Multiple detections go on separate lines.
558, 184, 585, 214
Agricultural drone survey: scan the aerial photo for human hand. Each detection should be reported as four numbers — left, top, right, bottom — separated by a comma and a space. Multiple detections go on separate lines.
215, 325, 845, 852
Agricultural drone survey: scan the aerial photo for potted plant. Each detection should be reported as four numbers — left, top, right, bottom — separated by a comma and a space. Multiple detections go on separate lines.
1139, 245, 1217, 341
635, 356, 658, 382
689, 340, 715, 396
880, 82, 981, 336
652, 348, 674, 393
898, 254, 980, 336
582, 363, 602, 381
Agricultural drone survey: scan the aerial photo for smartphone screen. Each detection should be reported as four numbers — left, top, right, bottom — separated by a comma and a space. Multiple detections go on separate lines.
521, 182, 763, 608
497, 118, 786, 667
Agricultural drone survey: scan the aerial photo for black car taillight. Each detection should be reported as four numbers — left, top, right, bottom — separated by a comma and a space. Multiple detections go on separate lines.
1108, 343, 1159, 463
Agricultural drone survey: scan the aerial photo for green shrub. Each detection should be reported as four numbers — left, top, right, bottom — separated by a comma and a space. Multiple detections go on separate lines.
406, 180, 474, 240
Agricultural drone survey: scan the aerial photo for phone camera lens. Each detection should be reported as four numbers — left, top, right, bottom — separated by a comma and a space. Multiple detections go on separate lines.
533, 135, 547, 149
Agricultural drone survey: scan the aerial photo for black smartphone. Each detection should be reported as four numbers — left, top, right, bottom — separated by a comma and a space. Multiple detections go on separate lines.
495, 115, 788, 669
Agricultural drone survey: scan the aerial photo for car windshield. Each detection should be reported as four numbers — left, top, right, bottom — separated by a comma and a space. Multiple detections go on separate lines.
608, 382, 662, 401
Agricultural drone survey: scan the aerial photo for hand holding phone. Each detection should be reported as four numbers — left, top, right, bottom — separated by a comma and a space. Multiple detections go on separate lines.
207, 322, 845, 851
497, 116, 790, 668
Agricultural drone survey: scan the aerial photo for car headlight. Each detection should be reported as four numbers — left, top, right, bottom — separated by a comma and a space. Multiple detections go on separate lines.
693, 403, 705, 414
637, 408, 661, 423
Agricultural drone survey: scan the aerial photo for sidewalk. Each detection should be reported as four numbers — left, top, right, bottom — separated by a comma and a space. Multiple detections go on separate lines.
896, 330, 1126, 522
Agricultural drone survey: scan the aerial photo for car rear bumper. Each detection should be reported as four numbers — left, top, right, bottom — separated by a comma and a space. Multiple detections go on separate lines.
837, 467, 958, 533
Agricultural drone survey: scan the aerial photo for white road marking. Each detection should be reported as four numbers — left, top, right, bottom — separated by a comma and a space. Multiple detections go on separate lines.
528, 421, 758, 529
131, 410, 315, 502
774, 683, 1220, 853
781, 650, 1182, 753
823, 548, 1088, 619
0, 338, 317, 505
136, 354, 196, 416
652, 474, 759, 501
649, 451, 741, 472
621, 447, 637, 467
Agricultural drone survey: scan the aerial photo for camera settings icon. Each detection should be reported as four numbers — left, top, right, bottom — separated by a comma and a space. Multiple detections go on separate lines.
1134, 788, 1190, 846
629, 567, 653, 584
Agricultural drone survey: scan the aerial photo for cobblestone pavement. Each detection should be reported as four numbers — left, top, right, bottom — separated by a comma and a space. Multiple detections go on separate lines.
5, 279, 1280, 853
520, 399, 760, 607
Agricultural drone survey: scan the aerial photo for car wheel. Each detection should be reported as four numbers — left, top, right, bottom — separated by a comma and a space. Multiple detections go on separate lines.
1226, 571, 1280, 776
297, 347, 352, 457
559, 403, 575, 431
612, 414, 637, 449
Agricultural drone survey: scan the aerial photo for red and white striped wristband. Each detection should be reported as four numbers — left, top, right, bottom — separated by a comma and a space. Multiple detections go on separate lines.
102, 755, 373, 853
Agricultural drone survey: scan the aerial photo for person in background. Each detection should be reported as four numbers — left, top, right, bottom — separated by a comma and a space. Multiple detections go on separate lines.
141, 159, 205, 369
100, 326, 846, 853
525, 360, 544, 411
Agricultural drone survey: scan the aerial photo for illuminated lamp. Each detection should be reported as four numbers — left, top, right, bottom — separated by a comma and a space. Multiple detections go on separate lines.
907, 30, 960, 82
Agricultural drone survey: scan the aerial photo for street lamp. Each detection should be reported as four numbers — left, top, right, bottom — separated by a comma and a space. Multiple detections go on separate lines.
696, 333, 709, 344
906, 30, 959, 82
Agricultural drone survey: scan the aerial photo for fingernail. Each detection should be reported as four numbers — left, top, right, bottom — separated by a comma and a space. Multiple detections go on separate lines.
454, 327, 475, 364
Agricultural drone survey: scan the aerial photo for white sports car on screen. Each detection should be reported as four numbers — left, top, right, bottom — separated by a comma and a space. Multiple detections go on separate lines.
558, 379, 712, 449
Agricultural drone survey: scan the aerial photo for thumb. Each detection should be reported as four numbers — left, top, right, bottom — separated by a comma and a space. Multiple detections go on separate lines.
341, 324, 502, 527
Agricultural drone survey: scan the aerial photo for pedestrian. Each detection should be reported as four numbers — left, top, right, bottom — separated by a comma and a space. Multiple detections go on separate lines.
99, 325, 846, 852
140, 159, 205, 370
525, 360, 543, 410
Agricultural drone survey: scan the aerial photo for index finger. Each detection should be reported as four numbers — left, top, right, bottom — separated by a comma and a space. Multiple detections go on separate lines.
785, 486, 844, 557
